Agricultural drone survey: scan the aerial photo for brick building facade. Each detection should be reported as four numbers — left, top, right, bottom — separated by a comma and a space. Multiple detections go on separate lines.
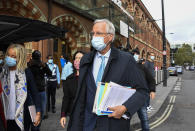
0, 0, 170, 69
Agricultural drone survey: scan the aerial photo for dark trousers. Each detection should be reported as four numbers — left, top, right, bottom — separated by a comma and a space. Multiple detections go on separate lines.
47, 81, 57, 110
7, 120, 21, 131
0, 118, 5, 131
146, 95, 150, 107
137, 95, 150, 131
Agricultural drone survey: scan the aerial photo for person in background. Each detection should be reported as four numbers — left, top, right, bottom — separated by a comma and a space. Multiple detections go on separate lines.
132, 49, 156, 131
46, 55, 60, 113
60, 51, 85, 128
60, 55, 67, 69
61, 55, 73, 82
140, 58, 145, 65
0, 51, 4, 66
0, 44, 41, 131
0, 51, 6, 131
67, 19, 148, 131
28, 50, 52, 130
144, 52, 156, 112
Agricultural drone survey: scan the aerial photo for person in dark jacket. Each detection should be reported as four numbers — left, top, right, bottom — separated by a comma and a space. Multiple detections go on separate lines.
0, 44, 41, 131
145, 52, 156, 111
0, 51, 4, 66
132, 49, 156, 131
67, 19, 148, 131
28, 50, 52, 130
60, 51, 85, 128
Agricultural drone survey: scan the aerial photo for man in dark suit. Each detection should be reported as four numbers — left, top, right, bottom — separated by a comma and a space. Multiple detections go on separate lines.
67, 19, 148, 131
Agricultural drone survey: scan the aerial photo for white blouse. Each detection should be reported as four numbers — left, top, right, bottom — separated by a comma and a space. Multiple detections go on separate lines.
6, 70, 16, 120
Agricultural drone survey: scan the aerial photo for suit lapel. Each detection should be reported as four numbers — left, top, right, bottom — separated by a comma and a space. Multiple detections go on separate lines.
77, 50, 96, 92
102, 47, 118, 82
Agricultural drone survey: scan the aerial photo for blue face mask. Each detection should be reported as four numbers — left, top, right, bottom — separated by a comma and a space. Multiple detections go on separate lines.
0, 59, 3, 64
5, 56, 16, 67
48, 59, 53, 64
134, 54, 139, 62
91, 36, 106, 51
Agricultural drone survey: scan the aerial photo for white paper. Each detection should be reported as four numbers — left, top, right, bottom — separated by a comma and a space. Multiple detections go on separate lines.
93, 82, 136, 119
100, 82, 136, 112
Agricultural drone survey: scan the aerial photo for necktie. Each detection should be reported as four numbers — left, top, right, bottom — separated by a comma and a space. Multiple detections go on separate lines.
96, 56, 105, 85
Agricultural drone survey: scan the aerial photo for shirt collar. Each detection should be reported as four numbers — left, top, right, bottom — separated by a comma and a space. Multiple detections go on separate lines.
97, 49, 111, 58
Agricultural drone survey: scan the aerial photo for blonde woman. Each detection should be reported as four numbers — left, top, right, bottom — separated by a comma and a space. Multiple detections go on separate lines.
0, 44, 41, 131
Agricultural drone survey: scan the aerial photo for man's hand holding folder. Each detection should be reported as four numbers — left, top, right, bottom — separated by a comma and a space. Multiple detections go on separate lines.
93, 82, 135, 119
108, 105, 127, 119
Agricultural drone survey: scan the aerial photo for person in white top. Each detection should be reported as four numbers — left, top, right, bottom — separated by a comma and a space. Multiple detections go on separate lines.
0, 44, 41, 131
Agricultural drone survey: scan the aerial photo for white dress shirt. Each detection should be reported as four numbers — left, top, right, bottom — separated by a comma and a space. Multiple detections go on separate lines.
6, 70, 16, 120
92, 49, 111, 82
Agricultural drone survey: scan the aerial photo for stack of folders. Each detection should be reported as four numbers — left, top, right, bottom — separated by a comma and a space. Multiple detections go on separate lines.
92, 82, 136, 119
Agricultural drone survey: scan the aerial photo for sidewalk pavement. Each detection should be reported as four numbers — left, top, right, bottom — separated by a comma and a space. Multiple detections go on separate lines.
40, 76, 178, 131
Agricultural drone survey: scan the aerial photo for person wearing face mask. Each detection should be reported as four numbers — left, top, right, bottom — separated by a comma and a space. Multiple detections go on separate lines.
132, 49, 156, 131
60, 51, 84, 128
67, 19, 148, 131
0, 51, 4, 67
144, 52, 156, 112
60, 55, 67, 69
0, 44, 41, 131
46, 55, 60, 113
61, 55, 73, 81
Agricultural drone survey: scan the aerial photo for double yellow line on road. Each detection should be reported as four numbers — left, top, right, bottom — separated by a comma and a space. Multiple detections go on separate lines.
135, 95, 176, 131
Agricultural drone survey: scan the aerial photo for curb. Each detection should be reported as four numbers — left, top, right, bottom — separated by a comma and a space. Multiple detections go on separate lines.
131, 76, 179, 127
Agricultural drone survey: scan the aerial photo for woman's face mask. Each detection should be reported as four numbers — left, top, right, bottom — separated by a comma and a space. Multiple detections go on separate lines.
74, 60, 80, 70
5, 56, 16, 67
74, 52, 83, 70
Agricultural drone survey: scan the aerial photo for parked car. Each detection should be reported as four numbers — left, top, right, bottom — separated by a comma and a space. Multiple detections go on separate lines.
186, 66, 190, 70
189, 66, 195, 71
168, 67, 178, 76
176, 66, 183, 74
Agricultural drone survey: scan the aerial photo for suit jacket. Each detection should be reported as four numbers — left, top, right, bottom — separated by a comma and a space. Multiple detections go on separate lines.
68, 47, 148, 131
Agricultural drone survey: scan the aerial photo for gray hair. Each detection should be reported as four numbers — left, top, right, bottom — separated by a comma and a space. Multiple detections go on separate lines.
94, 19, 115, 42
